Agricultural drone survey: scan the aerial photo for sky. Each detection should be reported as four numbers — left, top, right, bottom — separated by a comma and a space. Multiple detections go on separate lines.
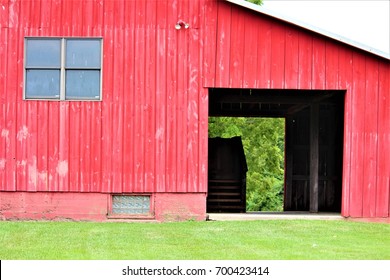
261, 0, 390, 56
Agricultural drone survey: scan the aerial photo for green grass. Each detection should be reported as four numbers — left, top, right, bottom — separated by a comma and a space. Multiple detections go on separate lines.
0, 220, 389, 260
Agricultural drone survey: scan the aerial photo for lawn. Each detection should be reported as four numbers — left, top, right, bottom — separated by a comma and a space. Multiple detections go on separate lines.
0, 220, 389, 260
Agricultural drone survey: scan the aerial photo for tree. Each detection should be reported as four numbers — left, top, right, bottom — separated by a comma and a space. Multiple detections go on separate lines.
209, 117, 285, 211
246, 0, 263, 5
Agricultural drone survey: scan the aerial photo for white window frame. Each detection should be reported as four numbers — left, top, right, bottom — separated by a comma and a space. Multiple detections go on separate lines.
24, 37, 103, 101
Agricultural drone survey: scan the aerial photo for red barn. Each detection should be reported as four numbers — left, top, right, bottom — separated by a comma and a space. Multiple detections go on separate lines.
0, 0, 389, 221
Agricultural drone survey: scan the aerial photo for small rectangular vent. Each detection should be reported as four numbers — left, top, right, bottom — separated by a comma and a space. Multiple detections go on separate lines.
112, 195, 150, 215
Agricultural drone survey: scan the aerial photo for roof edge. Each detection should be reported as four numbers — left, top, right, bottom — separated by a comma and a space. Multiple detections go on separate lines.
225, 0, 390, 60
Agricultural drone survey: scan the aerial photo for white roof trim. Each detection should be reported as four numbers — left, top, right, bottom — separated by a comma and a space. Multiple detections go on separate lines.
225, 0, 390, 60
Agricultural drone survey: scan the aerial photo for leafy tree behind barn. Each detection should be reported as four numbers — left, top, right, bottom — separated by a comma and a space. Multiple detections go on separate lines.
209, 117, 285, 211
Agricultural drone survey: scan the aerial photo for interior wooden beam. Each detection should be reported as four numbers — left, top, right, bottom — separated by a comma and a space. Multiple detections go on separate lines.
310, 103, 319, 213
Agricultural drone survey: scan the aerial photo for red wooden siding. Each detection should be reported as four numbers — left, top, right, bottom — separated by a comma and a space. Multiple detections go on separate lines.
0, 0, 389, 219
203, 1, 390, 217
0, 0, 207, 194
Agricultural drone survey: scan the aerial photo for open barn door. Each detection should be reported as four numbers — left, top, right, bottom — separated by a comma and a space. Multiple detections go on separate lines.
208, 88, 344, 213
284, 100, 344, 212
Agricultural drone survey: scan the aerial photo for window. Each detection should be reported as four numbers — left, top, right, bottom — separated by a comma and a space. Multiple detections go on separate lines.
24, 38, 102, 100
111, 195, 151, 215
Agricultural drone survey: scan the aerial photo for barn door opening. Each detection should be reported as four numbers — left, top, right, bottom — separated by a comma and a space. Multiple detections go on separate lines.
207, 88, 345, 213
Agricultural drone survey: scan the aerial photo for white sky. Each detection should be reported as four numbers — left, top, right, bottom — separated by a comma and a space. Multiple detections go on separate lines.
262, 0, 390, 56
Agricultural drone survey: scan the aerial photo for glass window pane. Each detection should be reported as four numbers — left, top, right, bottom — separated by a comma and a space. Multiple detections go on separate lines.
65, 70, 100, 99
26, 39, 61, 67
25, 70, 60, 98
66, 39, 101, 68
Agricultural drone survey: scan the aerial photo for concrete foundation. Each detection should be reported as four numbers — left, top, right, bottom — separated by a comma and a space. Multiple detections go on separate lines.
0, 192, 207, 222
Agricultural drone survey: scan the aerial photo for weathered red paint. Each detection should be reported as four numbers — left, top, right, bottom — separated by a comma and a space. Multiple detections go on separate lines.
0, 192, 207, 221
0, 0, 389, 220
0, 192, 109, 221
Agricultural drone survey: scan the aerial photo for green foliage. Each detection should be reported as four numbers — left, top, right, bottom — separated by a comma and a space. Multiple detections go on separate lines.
209, 117, 285, 211
246, 0, 263, 5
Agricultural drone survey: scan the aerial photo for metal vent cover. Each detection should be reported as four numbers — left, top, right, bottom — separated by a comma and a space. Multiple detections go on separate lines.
112, 195, 150, 215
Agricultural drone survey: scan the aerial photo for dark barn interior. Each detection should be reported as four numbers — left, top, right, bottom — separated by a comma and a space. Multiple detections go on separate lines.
208, 88, 345, 213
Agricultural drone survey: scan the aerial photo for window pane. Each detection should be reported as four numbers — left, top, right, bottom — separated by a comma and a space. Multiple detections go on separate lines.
66, 39, 101, 68
65, 70, 100, 99
26, 39, 61, 67
25, 70, 60, 98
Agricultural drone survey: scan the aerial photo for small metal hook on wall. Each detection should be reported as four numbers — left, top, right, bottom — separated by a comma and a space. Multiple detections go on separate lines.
175, 20, 189, 30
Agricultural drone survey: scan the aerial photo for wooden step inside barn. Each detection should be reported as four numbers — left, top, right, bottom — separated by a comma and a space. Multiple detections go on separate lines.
207, 137, 248, 213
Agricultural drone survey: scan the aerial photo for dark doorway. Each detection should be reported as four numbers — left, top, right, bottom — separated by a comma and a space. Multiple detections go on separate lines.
208, 88, 345, 213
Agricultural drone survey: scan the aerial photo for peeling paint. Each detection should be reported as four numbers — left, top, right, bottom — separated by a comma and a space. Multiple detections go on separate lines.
16, 160, 27, 167
56, 160, 68, 177
38, 171, 47, 182
28, 157, 38, 188
155, 127, 164, 140
0, 158, 6, 170
1, 128, 9, 138
1, 128, 10, 147
17, 125, 29, 142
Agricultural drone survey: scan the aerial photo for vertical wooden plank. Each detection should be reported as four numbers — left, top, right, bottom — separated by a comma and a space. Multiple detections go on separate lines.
338, 47, 353, 217
68, 105, 81, 193
202, 0, 218, 87
15, 104, 28, 191
49, 0, 62, 36
48, 102, 59, 191
58, 102, 69, 192
256, 17, 272, 88
46, 0, 61, 192
36, 0, 50, 192
101, 0, 115, 193
199, 86, 209, 193
284, 27, 299, 89
349, 53, 366, 217
15, 0, 31, 191
166, 0, 178, 192
61, 0, 73, 36
270, 22, 285, 88
175, 0, 189, 193
39, 0, 51, 30
242, 10, 258, 88
68, 0, 84, 192
26, 100, 39, 192
144, 0, 157, 193
92, 0, 104, 36
284, 117, 294, 210
362, 58, 379, 217
187, 0, 201, 192
82, 0, 94, 36
312, 37, 326, 89
134, 0, 146, 192
155, 0, 168, 193
0, 22, 9, 190
198, 0, 208, 193
122, 0, 136, 193
215, 1, 231, 87
297, 31, 312, 89
376, 61, 390, 217
25, 7, 39, 193
72, 0, 83, 36
310, 103, 319, 212
79, 103, 91, 192
0, 0, 8, 28
229, 6, 245, 88
110, 0, 125, 193
325, 41, 339, 89
29, 0, 41, 28
89, 103, 102, 193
